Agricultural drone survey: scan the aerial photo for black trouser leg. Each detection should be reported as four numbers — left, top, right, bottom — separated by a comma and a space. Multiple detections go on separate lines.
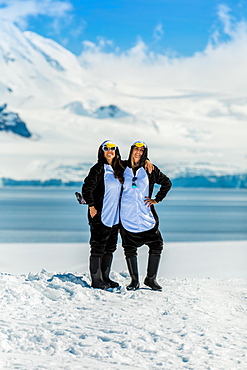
90, 256, 110, 289
101, 253, 119, 288
144, 254, 162, 291
126, 256, 140, 291
89, 221, 111, 257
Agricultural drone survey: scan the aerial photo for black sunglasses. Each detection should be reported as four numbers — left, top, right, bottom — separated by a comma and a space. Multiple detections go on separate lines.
132, 176, 137, 188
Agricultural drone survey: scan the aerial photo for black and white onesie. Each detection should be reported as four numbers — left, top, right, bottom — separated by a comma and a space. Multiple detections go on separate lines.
120, 148, 172, 258
82, 145, 122, 257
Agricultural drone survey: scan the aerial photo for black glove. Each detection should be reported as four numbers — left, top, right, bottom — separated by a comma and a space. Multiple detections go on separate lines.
75, 192, 82, 204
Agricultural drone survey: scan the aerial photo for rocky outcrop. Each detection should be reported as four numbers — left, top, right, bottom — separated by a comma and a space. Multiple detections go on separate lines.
63, 102, 129, 119
0, 104, 31, 138
93, 104, 129, 119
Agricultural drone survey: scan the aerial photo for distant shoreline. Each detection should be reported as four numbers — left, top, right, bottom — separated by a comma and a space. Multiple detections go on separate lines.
1, 173, 247, 188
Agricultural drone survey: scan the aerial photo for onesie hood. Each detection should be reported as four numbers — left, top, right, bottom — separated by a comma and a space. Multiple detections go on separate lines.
98, 140, 121, 164
127, 140, 148, 168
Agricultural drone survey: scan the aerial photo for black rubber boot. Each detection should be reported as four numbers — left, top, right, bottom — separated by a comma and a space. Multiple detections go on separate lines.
101, 253, 119, 288
90, 256, 110, 289
144, 254, 162, 291
126, 256, 140, 290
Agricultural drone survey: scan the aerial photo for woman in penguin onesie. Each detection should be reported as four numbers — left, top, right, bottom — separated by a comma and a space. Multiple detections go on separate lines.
120, 141, 172, 291
82, 140, 124, 289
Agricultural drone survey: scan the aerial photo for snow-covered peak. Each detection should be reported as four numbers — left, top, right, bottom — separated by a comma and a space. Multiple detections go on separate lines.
0, 19, 77, 70
0, 19, 32, 58
0, 19, 118, 114
23, 31, 85, 76
0, 19, 96, 109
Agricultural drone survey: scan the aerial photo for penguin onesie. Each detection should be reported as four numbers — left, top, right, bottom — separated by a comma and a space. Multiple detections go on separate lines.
82, 140, 123, 289
120, 141, 172, 291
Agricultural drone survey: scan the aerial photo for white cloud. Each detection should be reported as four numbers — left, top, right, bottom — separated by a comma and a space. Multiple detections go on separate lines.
78, 5, 247, 96
217, 4, 235, 37
82, 37, 115, 57
0, 0, 72, 27
153, 22, 164, 41
97, 36, 114, 50
82, 40, 98, 50
70, 22, 86, 38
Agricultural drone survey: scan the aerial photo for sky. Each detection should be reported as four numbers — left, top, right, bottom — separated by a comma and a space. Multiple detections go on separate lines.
0, 0, 247, 57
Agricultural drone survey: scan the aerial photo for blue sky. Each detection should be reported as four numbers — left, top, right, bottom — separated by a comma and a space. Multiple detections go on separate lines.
0, 0, 247, 57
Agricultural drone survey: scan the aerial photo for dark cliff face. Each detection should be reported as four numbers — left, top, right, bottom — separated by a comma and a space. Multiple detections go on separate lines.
0, 104, 31, 138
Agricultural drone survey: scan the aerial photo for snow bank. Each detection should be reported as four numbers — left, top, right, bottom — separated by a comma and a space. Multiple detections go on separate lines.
1, 241, 246, 278
0, 241, 246, 369
0, 271, 246, 369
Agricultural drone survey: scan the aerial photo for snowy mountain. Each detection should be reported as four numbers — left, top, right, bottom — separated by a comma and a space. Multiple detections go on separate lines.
0, 19, 103, 108
0, 19, 246, 186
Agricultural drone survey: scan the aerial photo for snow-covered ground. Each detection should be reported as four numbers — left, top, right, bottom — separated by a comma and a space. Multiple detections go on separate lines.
0, 241, 246, 369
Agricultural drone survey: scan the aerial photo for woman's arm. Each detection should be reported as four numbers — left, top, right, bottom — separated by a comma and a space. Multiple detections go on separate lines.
82, 164, 103, 207
144, 165, 172, 206
153, 166, 172, 202
121, 159, 154, 173
145, 159, 154, 174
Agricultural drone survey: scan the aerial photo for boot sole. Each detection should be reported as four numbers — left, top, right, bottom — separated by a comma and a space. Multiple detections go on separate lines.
126, 284, 140, 291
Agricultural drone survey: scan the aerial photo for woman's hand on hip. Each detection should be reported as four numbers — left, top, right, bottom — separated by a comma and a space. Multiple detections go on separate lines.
144, 197, 157, 207
89, 206, 97, 218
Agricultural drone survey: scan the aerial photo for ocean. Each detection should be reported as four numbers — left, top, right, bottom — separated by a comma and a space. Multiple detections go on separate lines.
0, 187, 246, 243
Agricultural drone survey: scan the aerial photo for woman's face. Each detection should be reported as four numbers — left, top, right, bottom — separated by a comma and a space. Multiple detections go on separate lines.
132, 146, 144, 164
104, 148, 116, 164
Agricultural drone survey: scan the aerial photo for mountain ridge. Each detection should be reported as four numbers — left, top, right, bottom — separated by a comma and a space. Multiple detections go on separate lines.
1, 172, 247, 188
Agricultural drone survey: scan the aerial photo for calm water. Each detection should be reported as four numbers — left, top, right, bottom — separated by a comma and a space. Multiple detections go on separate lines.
0, 187, 246, 243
